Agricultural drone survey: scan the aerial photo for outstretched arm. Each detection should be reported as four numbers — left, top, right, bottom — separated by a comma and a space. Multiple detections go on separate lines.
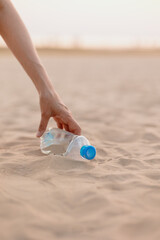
0, 0, 81, 137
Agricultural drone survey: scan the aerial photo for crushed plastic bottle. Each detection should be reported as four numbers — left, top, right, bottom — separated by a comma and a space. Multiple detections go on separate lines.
40, 128, 96, 161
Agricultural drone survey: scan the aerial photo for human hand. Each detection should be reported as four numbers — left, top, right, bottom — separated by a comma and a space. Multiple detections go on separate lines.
36, 89, 81, 137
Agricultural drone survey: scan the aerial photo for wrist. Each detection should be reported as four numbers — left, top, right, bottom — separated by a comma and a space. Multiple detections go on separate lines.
38, 80, 56, 100
32, 64, 55, 96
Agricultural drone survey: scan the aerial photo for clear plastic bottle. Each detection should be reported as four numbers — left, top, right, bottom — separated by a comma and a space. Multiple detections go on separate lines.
40, 128, 96, 161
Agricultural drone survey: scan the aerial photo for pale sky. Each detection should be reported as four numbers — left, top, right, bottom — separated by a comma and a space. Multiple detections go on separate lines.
7, 0, 160, 47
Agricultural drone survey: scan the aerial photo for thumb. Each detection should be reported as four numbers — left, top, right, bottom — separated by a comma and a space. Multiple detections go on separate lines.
36, 114, 49, 138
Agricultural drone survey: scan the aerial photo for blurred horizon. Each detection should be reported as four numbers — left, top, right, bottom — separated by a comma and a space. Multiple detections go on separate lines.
0, 0, 160, 49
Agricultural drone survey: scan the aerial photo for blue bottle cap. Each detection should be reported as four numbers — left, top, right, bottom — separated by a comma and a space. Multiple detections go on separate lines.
80, 145, 96, 160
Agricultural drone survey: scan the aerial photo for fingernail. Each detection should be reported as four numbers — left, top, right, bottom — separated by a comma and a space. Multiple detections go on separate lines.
36, 131, 41, 137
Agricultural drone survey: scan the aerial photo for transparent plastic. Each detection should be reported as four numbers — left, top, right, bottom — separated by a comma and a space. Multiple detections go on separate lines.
40, 128, 96, 161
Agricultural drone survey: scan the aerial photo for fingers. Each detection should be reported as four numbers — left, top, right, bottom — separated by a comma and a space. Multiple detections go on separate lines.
67, 118, 81, 135
36, 113, 50, 138
56, 122, 69, 132
57, 122, 63, 129
73, 127, 81, 135
63, 123, 69, 132
53, 113, 81, 135
69, 124, 81, 135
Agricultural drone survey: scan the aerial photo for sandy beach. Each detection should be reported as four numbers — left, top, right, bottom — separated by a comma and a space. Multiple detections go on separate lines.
1, 50, 160, 240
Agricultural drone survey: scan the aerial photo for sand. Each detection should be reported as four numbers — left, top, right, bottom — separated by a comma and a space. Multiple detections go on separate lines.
1, 51, 160, 240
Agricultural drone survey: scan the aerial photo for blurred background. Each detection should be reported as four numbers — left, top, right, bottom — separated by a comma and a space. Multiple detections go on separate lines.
1, 0, 160, 49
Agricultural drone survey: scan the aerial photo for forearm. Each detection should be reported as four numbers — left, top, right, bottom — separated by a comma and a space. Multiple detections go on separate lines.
0, 0, 52, 95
